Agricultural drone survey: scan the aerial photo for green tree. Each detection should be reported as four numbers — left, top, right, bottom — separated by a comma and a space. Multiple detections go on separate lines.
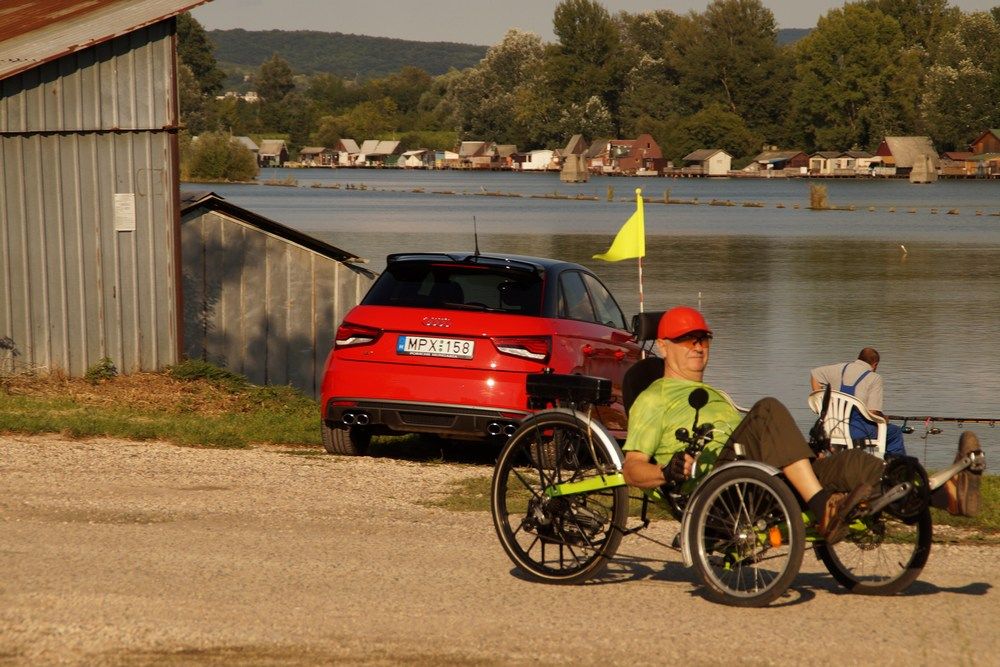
920, 12, 1000, 149
616, 9, 684, 134
414, 69, 462, 131
176, 13, 225, 96
365, 66, 433, 116
185, 132, 259, 181
305, 73, 358, 115
637, 104, 760, 163
860, 0, 961, 63
208, 96, 261, 136
545, 0, 626, 134
790, 4, 911, 150
672, 0, 793, 140
256, 54, 296, 103
178, 63, 210, 134
447, 29, 546, 146
329, 98, 400, 139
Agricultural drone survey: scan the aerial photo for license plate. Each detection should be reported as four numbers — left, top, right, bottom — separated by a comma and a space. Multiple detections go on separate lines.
397, 335, 475, 359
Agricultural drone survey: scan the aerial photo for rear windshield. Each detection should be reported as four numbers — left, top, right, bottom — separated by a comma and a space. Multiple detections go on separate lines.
363, 262, 543, 316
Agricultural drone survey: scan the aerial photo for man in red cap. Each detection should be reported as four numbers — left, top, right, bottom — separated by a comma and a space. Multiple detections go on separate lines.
621, 306, 883, 543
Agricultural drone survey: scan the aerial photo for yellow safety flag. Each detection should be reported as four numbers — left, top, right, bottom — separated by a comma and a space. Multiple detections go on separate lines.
593, 188, 645, 261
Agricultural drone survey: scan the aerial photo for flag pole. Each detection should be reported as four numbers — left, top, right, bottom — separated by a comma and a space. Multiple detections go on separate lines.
638, 255, 644, 313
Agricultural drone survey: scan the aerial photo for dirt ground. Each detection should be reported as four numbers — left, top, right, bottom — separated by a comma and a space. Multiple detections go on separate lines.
1, 434, 997, 666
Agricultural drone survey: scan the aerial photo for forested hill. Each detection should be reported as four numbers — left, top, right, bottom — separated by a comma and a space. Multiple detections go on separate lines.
208, 28, 809, 80
207, 29, 488, 78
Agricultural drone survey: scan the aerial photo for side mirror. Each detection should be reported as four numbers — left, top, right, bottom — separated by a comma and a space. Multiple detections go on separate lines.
688, 387, 709, 410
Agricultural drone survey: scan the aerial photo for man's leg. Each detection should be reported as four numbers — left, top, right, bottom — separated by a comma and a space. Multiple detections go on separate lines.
811, 449, 884, 493
719, 397, 814, 468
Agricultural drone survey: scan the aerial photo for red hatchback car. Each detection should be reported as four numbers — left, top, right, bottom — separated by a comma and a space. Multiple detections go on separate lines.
319, 252, 642, 454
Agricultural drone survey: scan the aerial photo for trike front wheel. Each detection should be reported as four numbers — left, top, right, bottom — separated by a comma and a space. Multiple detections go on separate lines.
490, 412, 627, 584
686, 465, 805, 607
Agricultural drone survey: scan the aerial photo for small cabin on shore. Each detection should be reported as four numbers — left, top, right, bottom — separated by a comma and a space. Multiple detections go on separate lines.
970, 129, 1000, 155
259, 139, 289, 167
683, 149, 733, 176
180, 192, 374, 396
875, 136, 938, 178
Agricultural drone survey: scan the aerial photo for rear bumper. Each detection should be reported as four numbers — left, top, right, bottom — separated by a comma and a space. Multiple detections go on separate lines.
324, 398, 531, 439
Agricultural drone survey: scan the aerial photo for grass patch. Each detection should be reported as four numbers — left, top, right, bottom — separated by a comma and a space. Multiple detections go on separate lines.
931, 474, 1000, 533
423, 476, 493, 512
0, 364, 320, 448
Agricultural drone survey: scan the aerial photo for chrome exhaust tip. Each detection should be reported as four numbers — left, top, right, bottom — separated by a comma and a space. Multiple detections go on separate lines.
342, 412, 356, 425
502, 423, 517, 437
486, 422, 503, 436
355, 413, 370, 426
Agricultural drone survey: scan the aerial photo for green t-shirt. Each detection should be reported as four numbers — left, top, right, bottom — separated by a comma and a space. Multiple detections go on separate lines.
623, 376, 743, 488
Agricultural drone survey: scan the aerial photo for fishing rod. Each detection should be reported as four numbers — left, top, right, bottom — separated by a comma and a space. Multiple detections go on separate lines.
886, 415, 998, 426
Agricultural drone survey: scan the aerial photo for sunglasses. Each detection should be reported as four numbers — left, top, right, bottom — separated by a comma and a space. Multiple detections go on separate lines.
668, 332, 713, 347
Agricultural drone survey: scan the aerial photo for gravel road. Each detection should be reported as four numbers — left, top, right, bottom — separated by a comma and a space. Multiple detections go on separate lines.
1, 434, 997, 666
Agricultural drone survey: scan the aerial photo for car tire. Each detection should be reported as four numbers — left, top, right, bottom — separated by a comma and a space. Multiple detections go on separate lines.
321, 420, 371, 456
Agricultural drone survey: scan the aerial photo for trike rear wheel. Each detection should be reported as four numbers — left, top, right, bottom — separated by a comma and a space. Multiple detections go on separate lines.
686, 465, 805, 607
490, 412, 627, 584
815, 509, 931, 595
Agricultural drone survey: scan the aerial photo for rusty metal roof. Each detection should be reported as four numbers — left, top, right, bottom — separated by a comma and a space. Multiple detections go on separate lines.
0, 0, 210, 80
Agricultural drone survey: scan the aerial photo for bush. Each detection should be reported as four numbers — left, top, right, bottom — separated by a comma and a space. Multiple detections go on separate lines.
84, 358, 118, 384
185, 132, 259, 181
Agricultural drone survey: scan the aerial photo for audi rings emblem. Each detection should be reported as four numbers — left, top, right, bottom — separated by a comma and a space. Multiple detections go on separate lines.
422, 316, 452, 328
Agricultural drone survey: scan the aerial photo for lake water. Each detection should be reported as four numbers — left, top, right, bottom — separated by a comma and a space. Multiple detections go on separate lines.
192, 168, 1000, 468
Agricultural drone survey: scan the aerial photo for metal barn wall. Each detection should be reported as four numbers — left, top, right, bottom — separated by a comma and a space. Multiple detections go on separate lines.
0, 21, 179, 376
180, 209, 373, 397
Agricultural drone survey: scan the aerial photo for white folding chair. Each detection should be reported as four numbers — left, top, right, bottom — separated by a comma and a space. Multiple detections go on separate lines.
808, 389, 887, 458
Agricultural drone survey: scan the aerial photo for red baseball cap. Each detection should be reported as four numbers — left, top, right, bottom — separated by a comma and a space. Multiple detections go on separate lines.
657, 306, 712, 340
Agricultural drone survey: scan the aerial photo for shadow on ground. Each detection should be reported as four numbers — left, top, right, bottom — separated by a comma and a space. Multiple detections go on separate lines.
365, 434, 502, 466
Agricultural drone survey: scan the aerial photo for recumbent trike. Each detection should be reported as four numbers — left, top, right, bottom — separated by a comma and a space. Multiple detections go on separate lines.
489, 371, 986, 607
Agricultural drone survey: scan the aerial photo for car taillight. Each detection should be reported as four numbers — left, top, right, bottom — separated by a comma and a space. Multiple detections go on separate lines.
491, 336, 550, 362
335, 322, 381, 348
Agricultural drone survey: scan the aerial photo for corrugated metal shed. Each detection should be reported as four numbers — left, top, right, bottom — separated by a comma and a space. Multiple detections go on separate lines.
179, 192, 375, 397
1, 1, 205, 376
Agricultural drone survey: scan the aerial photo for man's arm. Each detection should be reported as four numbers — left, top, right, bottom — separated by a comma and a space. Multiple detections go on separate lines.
810, 375, 822, 392
622, 450, 693, 489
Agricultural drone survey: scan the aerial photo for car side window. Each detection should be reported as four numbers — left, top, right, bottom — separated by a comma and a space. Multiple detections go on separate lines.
558, 271, 597, 322
581, 273, 627, 330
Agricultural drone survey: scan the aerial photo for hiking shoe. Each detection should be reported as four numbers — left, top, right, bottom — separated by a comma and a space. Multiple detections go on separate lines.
949, 431, 983, 517
818, 483, 872, 545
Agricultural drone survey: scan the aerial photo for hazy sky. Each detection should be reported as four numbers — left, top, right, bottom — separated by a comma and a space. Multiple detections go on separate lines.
191, 0, 997, 45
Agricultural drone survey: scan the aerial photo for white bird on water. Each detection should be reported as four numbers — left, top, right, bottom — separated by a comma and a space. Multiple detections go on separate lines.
900, 244, 908, 255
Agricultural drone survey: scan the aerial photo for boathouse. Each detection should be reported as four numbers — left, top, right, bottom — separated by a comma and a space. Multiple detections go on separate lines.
875, 137, 938, 177
683, 149, 733, 176
970, 129, 1000, 155
258, 139, 289, 167
180, 192, 374, 396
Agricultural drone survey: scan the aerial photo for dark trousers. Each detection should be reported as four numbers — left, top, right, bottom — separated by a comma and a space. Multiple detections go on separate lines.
852, 418, 906, 457
717, 397, 884, 493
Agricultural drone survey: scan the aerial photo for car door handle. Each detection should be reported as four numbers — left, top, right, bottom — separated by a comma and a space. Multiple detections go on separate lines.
581, 344, 594, 357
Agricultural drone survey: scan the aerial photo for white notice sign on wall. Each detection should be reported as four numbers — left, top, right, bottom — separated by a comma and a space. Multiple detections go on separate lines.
114, 193, 136, 232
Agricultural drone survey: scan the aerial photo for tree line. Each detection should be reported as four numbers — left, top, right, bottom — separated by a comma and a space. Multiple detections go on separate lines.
179, 0, 1000, 168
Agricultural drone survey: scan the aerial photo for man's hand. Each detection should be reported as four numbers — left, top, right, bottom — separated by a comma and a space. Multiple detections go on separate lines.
663, 451, 694, 484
